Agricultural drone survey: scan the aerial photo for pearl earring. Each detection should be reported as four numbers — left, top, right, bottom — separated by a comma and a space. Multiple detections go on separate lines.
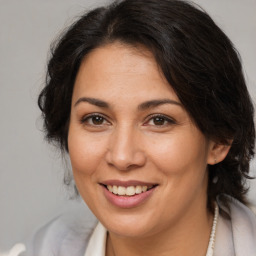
212, 176, 218, 184
212, 157, 218, 184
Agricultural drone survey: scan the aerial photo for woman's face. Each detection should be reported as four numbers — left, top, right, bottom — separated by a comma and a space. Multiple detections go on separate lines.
68, 42, 215, 238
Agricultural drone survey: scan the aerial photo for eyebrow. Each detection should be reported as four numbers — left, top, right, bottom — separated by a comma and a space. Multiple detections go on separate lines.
74, 97, 109, 108
74, 97, 181, 109
138, 99, 182, 110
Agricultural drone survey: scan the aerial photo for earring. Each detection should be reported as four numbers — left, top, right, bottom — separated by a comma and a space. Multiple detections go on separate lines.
212, 176, 218, 184
212, 157, 218, 184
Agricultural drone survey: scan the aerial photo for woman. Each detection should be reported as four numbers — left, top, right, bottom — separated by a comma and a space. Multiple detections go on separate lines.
28, 0, 256, 255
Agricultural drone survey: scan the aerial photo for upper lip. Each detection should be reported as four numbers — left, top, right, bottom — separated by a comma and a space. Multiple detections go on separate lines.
100, 180, 158, 187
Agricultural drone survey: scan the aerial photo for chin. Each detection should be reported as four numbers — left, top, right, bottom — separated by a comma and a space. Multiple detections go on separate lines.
107, 222, 153, 238
97, 210, 160, 238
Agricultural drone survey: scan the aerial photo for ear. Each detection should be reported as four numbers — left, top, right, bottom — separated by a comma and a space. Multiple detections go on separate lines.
207, 140, 232, 165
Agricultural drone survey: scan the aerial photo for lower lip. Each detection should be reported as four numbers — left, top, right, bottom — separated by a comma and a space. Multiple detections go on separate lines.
102, 186, 156, 208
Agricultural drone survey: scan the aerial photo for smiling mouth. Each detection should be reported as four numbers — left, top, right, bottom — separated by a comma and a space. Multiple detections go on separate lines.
101, 184, 157, 196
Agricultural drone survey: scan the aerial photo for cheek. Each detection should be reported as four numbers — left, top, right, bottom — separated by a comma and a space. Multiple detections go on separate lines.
145, 130, 209, 178
146, 133, 209, 215
68, 127, 107, 177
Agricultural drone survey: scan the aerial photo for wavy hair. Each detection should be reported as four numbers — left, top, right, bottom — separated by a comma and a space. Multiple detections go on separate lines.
38, 0, 255, 214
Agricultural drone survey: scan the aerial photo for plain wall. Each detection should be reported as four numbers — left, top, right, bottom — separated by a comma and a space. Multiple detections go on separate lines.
0, 0, 255, 253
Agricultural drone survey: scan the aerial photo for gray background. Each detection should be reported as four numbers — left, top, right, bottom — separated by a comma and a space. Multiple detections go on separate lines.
0, 0, 255, 253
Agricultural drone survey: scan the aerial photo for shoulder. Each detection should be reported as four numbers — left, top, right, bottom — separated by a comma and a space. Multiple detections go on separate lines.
215, 195, 256, 256
26, 205, 98, 256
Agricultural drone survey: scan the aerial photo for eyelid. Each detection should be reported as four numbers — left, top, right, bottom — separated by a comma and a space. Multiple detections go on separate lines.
143, 113, 176, 126
80, 113, 111, 125
79, 112, 176, 127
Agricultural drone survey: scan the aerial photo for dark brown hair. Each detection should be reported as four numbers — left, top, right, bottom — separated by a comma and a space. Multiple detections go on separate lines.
38, 0, 255, 213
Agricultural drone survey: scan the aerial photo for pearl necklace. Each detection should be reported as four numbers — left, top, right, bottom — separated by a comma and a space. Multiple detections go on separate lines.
205, 203, 219, 256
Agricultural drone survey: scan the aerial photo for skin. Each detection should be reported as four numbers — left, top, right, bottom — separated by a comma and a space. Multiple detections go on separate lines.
68, 42, 230, 256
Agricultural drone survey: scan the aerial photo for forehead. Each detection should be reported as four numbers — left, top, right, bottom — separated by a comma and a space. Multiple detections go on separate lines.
72, 42, 179, 103
83, 42, 157, 71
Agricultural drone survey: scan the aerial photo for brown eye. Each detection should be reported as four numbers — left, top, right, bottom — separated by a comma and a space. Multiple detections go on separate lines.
152, 116, 166, 126
91, 116, 104, 125
145, 114, 176, 127
81, 114, 110, 126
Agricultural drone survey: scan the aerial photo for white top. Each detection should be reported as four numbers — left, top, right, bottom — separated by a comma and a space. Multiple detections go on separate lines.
84, 222, 107, 256
25, 195, 256, 256
84, 205, 219, 256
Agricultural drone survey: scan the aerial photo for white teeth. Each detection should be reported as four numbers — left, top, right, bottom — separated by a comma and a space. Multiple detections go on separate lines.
117, 186, 126, 195
106, 185, 153, 196
135, 185, 142, 194
126, 186, 136, 196
107, 185, 113, 193
112, 185, 118, 194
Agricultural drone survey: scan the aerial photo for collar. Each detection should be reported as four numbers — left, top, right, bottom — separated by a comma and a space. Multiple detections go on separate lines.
214, 195, 256, 256
84, 222, 107, 256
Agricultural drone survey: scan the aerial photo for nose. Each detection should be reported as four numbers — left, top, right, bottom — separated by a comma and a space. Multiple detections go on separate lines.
105, 125, 146, 171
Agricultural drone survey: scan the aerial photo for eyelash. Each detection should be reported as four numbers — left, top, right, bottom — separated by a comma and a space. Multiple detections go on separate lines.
80, 113, 110, 126
80, 113, 176, 127
144, 114, 176, 127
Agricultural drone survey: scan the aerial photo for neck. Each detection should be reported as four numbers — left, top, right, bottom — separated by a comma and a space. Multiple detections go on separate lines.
106, 206, 213, 256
